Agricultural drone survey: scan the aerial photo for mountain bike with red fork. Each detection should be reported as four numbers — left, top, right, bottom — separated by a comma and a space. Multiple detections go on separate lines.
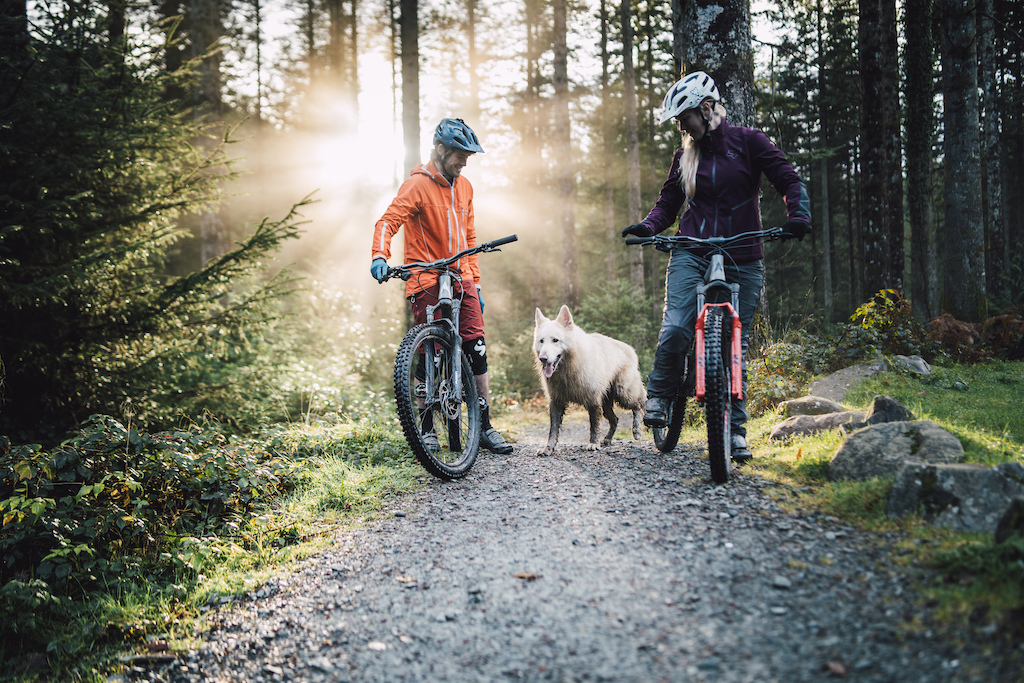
626, 227, 784, 483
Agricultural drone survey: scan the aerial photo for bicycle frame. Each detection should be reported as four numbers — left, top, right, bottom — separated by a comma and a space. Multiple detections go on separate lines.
694, 255, 744, 403
381, 234, 517, 479
625, 227, 784, 406
384, 233, 518, 430
421, 270, 465, 409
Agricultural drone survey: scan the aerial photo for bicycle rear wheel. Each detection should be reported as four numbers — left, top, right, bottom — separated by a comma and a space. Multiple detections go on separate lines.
703, 308, 732, 484
652, 359, 689, 453
394, 323, 481, 479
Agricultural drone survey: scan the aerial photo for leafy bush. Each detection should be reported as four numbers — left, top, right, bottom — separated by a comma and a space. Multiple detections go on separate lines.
843, 289, 941, 360
747, 339, 819, 414
0, 416, 303, 655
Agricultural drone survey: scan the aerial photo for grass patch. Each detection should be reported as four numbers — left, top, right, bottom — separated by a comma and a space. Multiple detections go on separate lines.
740, 359, 1024, 645
0, 416, 424, 682
846, 360, 1024, 463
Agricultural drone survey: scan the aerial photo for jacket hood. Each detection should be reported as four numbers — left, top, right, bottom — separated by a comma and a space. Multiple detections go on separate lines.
413, 160, 455, 188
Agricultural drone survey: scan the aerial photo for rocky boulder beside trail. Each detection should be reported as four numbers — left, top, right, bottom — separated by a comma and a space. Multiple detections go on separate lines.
887, 462, 1024, 536
770, 394, 912, 441
778, 395, 845, 416
827, 420, 964, 482
770, 411, 866, 441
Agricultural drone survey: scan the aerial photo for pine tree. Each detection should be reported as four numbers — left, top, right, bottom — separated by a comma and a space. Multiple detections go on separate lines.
0, 3, 303, 440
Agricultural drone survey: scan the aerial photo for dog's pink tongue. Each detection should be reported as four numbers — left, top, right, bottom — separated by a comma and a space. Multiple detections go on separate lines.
543, 363, 555, 379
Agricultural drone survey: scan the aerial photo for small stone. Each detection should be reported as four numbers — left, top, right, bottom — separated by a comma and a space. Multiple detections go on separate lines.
771, 575, 792, 589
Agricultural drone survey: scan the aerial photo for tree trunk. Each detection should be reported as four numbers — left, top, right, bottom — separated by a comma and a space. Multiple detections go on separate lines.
0, 0, 28, 62
816, 0, 833, 322
327, 0, 358, 120
524, 0, 544, 188
881, 0, 904, 292
940, 0, 986, 321
401, 0, 420, 177
858, 0, 887, 292
979, 0, 1005, 301
621, 0, 644, 289
671, 0, 683, 80
106, 0, 126, 47
600, 0, 617, 283
553, 0, 578, 308
466, 0, 481, 122
905, 0, 939, 321
187, 0, 223, 117
677, 0, 754, 126
185, 0, 227, 264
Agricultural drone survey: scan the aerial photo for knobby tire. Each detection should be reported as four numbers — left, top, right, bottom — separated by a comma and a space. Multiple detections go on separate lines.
652, 357, 689, 453
394, 323, 481, 479
703, 308, 732, 484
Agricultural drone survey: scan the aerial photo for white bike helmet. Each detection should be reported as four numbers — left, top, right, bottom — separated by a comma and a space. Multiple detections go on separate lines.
658, 71, 721, 124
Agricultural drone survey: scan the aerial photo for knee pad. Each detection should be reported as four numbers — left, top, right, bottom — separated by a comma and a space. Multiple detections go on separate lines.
465, 337, 488, 375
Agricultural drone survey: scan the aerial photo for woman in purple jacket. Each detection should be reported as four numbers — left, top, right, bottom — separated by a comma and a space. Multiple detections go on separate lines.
622, 71, 811, 463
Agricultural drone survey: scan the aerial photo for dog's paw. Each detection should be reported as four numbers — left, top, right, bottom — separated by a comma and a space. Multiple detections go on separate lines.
538, 447, 556, 457
583, 442, 601, 451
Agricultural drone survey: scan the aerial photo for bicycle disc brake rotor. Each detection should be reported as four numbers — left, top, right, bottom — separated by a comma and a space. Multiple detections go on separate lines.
437, 381, 462, 420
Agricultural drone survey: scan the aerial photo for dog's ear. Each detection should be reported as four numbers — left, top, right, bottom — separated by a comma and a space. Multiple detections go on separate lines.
556, 305, 574, 328
534, 307, 548, 326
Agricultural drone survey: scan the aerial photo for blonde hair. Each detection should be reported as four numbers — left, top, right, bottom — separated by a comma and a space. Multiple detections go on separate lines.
678, 100, 727, 204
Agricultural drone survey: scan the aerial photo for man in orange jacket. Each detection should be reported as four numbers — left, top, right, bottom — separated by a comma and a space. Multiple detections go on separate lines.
371, 118, 512, 455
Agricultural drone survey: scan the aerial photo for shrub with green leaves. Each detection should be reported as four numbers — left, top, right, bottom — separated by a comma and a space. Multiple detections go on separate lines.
0, 415, 302, 655
837, 289, 942, 361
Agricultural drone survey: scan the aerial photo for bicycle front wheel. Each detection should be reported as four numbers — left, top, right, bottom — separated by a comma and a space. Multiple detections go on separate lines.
703, 308, 732, 484
394, 323, 481, 480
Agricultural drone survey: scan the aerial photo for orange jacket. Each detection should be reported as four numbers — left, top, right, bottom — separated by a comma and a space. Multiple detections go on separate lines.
372, 160, 481, 298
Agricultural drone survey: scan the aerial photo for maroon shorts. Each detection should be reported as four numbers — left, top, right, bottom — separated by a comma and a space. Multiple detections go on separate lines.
409, 281, 485, 340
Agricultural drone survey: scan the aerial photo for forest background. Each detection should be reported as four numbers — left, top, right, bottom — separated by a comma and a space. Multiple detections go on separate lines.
2, 0, 1024, 438
3, 0, 1024, 676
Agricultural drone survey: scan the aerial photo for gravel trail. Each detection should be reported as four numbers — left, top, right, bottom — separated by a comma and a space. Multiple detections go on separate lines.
154, 415, 1019, 682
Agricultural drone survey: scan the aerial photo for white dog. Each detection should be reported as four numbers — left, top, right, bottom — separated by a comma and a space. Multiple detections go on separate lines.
533, 305, 646, 455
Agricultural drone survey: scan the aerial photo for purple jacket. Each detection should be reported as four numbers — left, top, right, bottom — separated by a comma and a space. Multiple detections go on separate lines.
641, 119, 810, 262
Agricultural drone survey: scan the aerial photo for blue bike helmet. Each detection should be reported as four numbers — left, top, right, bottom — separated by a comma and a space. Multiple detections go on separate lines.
433, 118, 485, 154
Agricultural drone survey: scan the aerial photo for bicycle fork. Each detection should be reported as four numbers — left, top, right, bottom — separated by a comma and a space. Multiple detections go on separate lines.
693, 255, 744, 403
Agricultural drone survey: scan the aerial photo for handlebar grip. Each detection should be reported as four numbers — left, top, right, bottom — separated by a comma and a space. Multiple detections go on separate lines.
624, 237, 649, 245
487, 234, 518, 248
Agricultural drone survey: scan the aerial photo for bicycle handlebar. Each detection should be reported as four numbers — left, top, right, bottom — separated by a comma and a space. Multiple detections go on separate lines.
625, 227, 785, 249
383, 234, 519, 282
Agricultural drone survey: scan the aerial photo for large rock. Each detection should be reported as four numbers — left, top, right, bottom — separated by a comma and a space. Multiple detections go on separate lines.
828, 420, 964, 482
807, 359, 888, 403
779, 395, 844, 417
770, 411, 867, 440
888, 462, 1024, 535
888, 355, 932, 376
865, 395, 915, 424
995, 497, 1024, 543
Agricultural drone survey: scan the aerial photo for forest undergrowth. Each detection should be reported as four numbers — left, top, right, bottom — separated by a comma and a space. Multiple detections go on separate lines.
3, 290, 1024, 681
